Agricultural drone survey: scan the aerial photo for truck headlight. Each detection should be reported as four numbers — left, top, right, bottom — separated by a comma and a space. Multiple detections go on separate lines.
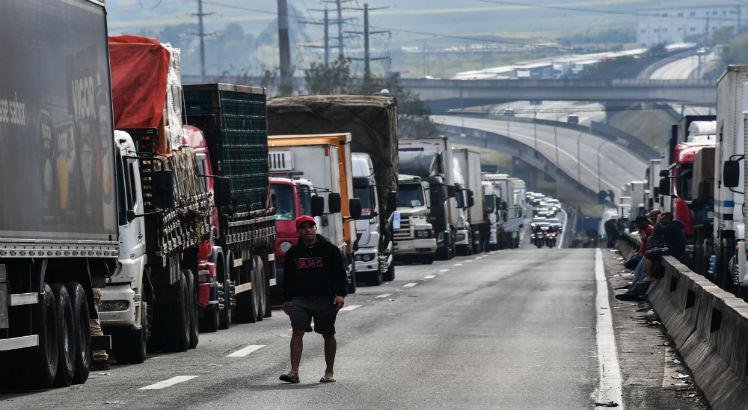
280, 241, 293, 252
415, 230, 431, 238
100, 300, 130, 312
355, 253, 376, 262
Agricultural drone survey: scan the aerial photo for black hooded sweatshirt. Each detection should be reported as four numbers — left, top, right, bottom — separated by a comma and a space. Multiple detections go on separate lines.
282, 234, 347, 301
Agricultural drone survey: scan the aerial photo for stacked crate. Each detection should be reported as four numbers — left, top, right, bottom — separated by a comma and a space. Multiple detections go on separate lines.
183, 84, 269, 213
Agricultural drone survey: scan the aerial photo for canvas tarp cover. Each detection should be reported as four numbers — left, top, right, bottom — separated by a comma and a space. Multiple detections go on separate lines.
267, 95, 398, 218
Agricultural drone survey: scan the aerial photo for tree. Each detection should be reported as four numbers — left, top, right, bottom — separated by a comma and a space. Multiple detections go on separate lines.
722, 33, 748, 64
304, 56, 354, 95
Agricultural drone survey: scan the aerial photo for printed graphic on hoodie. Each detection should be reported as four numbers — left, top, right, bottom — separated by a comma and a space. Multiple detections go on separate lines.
296, 257, 324, 269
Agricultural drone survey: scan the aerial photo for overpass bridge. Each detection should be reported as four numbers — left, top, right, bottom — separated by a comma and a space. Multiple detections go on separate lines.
399, 78, 715, 110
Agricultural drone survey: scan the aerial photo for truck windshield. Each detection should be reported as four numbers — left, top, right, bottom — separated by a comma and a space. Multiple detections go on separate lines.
677, 165, 693, 200
483, 194, 496, 213
270, 184, 295, 221
455, 190, 465, 208
354, 185, 374, 218
397, 184, 424, 207
298, 184, 312, 216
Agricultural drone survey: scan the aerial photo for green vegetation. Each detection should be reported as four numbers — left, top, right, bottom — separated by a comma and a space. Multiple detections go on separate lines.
721, 32, 748, 65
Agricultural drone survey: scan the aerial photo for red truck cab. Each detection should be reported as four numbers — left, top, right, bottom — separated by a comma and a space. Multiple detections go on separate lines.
182, 125, 221, 323
669, 139, 715, 236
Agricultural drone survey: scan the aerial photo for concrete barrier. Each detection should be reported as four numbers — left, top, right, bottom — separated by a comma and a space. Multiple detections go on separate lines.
615, 235, 748, 409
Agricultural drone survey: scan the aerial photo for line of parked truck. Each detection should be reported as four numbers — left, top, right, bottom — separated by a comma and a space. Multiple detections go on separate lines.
0, 1, 529, 389
617, 64, 748, 300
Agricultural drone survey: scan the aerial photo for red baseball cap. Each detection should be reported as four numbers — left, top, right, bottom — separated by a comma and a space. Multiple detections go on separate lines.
295, 215, 316, 228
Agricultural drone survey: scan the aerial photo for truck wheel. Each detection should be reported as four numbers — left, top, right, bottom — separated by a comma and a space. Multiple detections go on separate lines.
369, 265, 384, 286
237, 264, 259, 324
163, 275, 190, 352
263, 265, 272, 319
113, 301, 148, 364
383, 262, 395, 282
66, 282, 91, 384
200, 304, 220, 333
254, 256, 265, 321
421, 255, 435, 265
219, 278, 233, 329
51, 284, 76, 387
16, 283, 58, 388
185, 270, 199, 349
347, 265, 357, 294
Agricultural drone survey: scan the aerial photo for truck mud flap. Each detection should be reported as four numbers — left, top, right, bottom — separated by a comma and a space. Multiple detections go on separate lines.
91, 334, 112, 351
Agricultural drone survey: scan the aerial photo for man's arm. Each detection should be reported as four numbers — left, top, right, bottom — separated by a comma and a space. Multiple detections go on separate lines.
282, 249, 296, 305
331, 247, 347, 298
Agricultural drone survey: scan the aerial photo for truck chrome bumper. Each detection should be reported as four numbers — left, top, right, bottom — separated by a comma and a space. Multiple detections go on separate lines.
99, 284, 136, 327
394, 239, 437, 255
455, 229, 469, 246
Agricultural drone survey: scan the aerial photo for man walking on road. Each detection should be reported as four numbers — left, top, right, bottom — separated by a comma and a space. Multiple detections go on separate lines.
280, 215, 347, 384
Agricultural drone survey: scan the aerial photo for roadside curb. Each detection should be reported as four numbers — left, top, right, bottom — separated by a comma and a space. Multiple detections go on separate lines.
617, 235, 748, 409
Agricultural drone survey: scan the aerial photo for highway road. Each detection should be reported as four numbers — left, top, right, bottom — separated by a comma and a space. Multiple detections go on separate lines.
432, 115, 647, 198
0, 240, 707, 409
650, 52, 719, 80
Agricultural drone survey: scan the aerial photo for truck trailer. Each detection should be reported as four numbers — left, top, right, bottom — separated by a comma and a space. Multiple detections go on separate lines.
1, 0, 116, 388
453, 149, 490, 253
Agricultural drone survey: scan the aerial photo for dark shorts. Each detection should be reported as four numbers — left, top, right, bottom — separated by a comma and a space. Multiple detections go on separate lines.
289, 296, 338, 335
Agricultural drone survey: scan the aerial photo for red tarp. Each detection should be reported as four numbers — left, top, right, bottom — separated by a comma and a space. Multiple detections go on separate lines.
108, 35, 170, 129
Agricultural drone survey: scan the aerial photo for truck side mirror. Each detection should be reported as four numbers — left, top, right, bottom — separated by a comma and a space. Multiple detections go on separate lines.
467, 190, 475, 208
659, 169, 669, 178
446, 185, 457, 198
311, 195, 325, 216
328, 192, 342, 213
153, 169, 175, 209
386, 191, 397, 212
349, 198, 362, 219
724, 160, 740, 188
658, 177, 670, 196
214, 178, 231, 207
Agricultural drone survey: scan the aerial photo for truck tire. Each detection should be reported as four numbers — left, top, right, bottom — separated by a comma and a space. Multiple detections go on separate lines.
347, 264, 357, 294
51, 284, 76, 387
219, 277, 233, 329
65, 282, 91, 384
185, 270, 199, 349
113, 300, 148, 364
200, 304, 220, 333
16, 283, 58, 388
383, 262, 395, 282
263, 260, 273, 319
163, 276, 190, 352
253, 256, 265, 321
236, 264, 259, 323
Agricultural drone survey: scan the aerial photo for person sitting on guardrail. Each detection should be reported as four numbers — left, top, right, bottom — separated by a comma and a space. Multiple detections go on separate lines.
648, 209, 661, 226
622, 216, 654, 270
616, 212, 684, 301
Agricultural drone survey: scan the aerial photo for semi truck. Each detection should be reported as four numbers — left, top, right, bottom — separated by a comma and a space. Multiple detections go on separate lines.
267, 133, 362, 293
100, 37, 214, 363
183, 83, 277, 332
709, 66, 748, 294
1, 0, 116, 388
645, 159, 662, 211
266, 95, 398, 285
450, 154, 472, 255
453, 149, 490, 253
395, 175, 438, 263
398, 137, 459, 260
481, 181, 501, 251
483, 174, 522, 249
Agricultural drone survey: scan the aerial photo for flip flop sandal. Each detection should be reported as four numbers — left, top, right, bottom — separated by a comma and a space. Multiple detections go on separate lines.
279, 373, 300, 384
319, 376, 336, 383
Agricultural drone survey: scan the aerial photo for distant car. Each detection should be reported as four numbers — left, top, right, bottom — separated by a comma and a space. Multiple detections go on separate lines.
502, 108, 515, 117
566, 114, 579, 125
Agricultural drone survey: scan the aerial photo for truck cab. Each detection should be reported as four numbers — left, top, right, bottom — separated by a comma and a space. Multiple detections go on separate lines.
352, 153, 393, 285
394, 175, 438, 264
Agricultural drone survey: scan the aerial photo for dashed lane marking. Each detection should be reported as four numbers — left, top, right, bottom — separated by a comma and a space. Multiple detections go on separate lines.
376, 293, 392, 298
226, 344, 265, 358
453, 263, 463, 267
339, 304, 362, 312
403, 282, 418, 288
140, 375, 198, 390
423, 275, 436, 279
438, 269, 450, 273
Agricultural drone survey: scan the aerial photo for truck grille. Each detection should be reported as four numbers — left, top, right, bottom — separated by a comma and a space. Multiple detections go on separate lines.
393, 219, 412, 240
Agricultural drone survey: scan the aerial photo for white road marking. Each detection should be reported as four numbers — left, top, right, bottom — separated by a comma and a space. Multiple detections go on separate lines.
453, 263, 463, 267
558, 208, 568, 249
403, 282, 418, 288
376, 293, 392, 298
593, 248, 624, 408
140, 375, 198, 390
226, 344, 265, 358
438, 269, 450, 273
423, 275, 436, 279
339, 304, 362, 312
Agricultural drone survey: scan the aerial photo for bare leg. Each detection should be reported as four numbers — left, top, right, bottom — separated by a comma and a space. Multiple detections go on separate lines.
322, 333, 336, 378
290, 330, 305, 375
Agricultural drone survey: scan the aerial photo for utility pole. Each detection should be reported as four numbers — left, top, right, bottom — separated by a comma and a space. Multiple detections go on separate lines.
302, 8, 332, 67
346, 3, 390, 81
277, 0, 293, 95
323, 0, 351, 59
192, 0, 213, 81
